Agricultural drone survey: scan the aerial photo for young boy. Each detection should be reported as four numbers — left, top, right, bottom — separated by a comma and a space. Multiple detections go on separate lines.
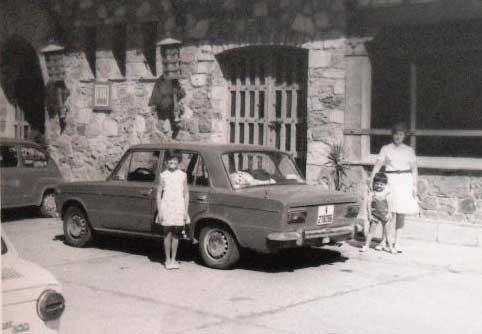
360, 173, 395, 253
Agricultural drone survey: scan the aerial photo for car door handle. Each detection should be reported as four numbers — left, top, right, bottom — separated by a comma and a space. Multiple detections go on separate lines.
140, 189, 153, 196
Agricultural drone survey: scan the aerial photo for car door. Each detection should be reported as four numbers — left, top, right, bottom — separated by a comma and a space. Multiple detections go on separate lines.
0, 144, 22, 207
177, 151, 211, 229
96, 149, 162, 233
17, 145, 51, 206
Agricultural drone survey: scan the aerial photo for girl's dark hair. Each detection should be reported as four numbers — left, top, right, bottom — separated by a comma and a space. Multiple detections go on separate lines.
166, 149, 182, 162
391, 122, 408, 135
373, 172, 388, 185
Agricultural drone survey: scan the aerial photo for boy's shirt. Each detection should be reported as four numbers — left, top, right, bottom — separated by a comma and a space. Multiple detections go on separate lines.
368, 188, 391, 223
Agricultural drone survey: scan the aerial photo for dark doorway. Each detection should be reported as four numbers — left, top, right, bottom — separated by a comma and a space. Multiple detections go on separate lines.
0, 35, 46, 141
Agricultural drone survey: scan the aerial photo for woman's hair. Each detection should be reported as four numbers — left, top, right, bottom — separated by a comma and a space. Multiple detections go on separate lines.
373, 172, 388, 185
391, 122, 408, 135
165, 149, 182, 162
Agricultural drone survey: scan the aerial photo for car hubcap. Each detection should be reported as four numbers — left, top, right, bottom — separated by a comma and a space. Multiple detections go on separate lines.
206, 230, 229, 259
68, 214, 86, 239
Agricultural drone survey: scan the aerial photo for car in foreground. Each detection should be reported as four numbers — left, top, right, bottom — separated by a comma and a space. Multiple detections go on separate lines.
2, 233, 65, 333
56, 143, 358, 269
0, 138, 63, 217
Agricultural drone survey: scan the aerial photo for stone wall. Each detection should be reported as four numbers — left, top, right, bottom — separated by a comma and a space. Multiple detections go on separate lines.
41, 0, 350, 181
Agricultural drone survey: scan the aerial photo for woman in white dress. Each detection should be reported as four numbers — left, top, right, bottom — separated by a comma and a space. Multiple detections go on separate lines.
370, 123, 419, 253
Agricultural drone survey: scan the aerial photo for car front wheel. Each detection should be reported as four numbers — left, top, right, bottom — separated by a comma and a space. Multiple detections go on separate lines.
199, 225, 240, 269
63, 206, 93, 247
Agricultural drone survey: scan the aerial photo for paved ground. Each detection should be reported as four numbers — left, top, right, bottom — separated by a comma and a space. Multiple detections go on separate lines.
2, 210, 482, 334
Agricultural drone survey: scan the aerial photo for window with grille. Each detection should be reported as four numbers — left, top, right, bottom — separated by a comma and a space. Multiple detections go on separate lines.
218, 47, 308, 174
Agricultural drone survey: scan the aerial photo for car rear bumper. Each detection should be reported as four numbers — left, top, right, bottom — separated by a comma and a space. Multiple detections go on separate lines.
266, 225, 354, 249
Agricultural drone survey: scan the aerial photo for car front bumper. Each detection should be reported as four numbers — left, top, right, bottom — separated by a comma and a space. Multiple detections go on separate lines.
266, 225, 354, 249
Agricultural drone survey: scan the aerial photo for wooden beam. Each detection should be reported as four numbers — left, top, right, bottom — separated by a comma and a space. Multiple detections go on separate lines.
344, 128, 482, 137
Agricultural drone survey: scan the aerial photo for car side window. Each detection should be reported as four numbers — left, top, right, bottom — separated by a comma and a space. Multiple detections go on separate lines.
162, 151, 210, 187
113, 151, 160, 182
20, 146, 48, 168
0, 145, 18, 168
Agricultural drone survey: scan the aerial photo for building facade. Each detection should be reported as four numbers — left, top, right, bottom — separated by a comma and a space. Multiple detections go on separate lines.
1, 0, 482, 223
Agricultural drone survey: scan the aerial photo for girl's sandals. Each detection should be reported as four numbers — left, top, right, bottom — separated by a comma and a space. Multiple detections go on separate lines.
359, 245, 369, 252
374, 244, 384, 251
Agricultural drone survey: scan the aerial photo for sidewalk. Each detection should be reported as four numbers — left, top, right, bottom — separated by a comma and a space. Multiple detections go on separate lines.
403, 217, 482, 248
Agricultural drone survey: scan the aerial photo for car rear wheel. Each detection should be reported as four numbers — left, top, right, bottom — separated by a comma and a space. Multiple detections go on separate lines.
199, 225, 240, 269
40, 192, 58, 218
63, 206, 93, 247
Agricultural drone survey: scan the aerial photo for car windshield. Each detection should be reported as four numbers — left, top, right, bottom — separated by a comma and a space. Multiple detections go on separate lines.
222, 151, 305, 189
1, 238, 7, 255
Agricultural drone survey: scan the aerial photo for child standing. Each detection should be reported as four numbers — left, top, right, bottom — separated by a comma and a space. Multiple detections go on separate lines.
360, 173, 395, 253
157, 150, 190, 269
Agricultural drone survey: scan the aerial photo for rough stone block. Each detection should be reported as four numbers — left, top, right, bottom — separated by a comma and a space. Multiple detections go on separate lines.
437, 223, 479, 247
291, 14, 314, 34
191, 74, 207, 87
189, 19, 210, 39
430, 176, 470, 198
459, 198, 476, 214
322, 68, 345, 79
306, 141, 330, 165
309, 50, 331, 68
196, 62, 211, 74
313, 11, 331, 30
419, 196, 438, 211
134, 115, 146, 133
333, 80, 345, 94
103, 118, 118, 137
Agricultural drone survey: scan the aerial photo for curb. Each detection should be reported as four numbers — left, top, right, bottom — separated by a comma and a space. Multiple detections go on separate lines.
404, 218, 482, 248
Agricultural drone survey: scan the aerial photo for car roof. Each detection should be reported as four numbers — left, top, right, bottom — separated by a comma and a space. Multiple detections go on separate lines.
129, 142, 283, 154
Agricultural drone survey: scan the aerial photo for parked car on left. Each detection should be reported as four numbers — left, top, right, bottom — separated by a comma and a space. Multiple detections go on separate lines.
2, 232, 66, 333
0, 138, 63, 217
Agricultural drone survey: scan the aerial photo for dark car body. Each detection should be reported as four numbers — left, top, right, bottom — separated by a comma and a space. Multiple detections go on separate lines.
57, 143, 358, 268
0, 138, 63, 216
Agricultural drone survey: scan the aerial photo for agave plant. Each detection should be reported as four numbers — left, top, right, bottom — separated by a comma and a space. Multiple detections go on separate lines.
326, 143, 347, 191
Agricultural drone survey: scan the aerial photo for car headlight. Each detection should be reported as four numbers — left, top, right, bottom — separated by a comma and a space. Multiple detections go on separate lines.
287, 209, 307, 224
37, 289, 65, 321
345, 204, 360, 218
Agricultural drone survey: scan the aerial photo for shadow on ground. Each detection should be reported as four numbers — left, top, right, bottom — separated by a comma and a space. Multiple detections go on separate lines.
53, 233, 348, 273
1, 207, 43, 222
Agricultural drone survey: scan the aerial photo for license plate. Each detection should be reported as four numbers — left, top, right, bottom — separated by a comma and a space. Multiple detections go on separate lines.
317, 205, 334, 225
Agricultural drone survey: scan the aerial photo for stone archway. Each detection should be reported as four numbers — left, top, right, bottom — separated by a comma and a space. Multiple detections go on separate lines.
0, 35, 46, 141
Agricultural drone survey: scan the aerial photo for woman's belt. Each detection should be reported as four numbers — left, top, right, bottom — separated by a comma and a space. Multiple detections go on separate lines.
385, 169, 411, 174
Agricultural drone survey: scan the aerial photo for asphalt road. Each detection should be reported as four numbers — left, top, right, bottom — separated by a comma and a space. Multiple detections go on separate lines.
2, 210, 482, 334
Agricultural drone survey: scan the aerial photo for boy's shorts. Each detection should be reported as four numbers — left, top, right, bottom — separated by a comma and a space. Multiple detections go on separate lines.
163, 225, 183, 236
370, 217, 388, 225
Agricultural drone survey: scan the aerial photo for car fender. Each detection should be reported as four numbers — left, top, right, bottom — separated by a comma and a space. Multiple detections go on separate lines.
191, 213, 245, 247
60, 196, 90, 221
36, 182, 61, 206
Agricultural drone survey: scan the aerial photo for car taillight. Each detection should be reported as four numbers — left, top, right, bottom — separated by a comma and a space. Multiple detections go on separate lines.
37, 289, 65, 321
287, 210, 307, 224
345, 204, 360, 218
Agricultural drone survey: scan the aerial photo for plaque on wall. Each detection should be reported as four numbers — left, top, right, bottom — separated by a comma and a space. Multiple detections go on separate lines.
93, 82, 111, 112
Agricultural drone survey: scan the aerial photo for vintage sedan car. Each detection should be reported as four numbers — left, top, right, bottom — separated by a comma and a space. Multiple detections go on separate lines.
2, 233, 65, 333
0, 138, 63, 217
56, 143, 358, 269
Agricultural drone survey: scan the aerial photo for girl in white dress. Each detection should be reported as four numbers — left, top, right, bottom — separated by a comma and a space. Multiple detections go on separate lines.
157, 150, 190, 269
370, 123, 419, 253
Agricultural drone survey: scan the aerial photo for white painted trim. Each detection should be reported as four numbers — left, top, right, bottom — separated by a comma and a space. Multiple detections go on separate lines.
346, 154, 482, 171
